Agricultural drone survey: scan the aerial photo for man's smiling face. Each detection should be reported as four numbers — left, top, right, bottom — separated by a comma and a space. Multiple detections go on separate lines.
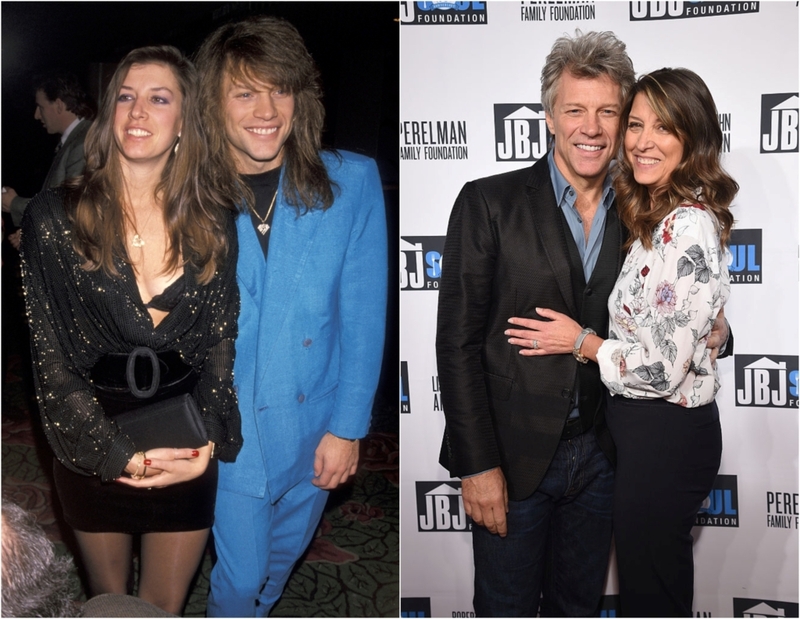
545, 71, 622, 189
223, 70, 295, 175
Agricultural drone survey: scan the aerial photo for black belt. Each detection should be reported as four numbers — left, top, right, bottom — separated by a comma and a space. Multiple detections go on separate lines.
560, 416, 589, 440
90, 348, 198, 415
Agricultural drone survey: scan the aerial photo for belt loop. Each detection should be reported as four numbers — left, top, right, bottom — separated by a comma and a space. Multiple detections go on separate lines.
126, 347, 160, 399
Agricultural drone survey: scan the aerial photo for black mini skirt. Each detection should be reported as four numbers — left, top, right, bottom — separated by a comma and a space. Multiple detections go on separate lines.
54, 349, 217, 533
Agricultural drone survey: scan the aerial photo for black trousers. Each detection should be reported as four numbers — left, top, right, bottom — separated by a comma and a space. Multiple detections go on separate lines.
605, 394, 722, 618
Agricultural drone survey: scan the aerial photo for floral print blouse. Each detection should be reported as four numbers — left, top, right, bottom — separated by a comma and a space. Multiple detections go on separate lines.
596, 204, 730, 407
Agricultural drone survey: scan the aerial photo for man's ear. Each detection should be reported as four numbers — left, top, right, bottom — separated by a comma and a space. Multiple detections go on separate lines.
545, 112, 555, 135
54, 98, 66, 114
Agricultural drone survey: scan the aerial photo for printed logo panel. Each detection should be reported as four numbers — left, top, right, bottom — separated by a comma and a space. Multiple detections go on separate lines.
401, 597, 432, 618
629, 1, 760, 21
494, 104, 550, 162
766, 491, 798, 530
401, 361, 411, 414
401, 236, 446, 291
400, 1, 488, 25
400, 120, 469, 161
696, 475, 739, 527
416, 481, 471, 532
599, 595, 621, 617
728, 229, 762, 284
761, 93, 799, 154
734, 355, 799, 408
520, 1, 598, 22
719, 112, 732, 153
432, 375, 443, 413
733, 597, 800, 617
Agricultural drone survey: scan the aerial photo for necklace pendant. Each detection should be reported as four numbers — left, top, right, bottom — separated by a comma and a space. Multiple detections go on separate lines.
131, 234, 146, 248
257, 223, 270, 235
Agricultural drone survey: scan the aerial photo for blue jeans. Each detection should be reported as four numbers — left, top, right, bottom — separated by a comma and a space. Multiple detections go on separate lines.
472, 430, 614, 617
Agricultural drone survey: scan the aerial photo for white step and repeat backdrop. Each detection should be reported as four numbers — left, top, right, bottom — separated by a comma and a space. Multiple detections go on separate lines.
400, 2, 799, 617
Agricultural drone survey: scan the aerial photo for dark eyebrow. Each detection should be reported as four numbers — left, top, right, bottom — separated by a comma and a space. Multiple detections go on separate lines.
119, 85, 175, 96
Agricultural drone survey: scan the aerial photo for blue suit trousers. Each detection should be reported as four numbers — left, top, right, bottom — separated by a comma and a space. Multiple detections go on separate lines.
208, 476, 329, 617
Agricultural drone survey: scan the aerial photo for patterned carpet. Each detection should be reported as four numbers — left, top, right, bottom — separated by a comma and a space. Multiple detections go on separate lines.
2, 336, 398, 617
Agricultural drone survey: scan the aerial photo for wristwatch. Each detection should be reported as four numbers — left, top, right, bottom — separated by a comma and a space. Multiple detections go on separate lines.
572, 327, 596, 364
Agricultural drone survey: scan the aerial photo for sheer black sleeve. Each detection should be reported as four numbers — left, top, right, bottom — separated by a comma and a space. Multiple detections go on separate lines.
189, 214, 242, 462
20, 191, 136, 481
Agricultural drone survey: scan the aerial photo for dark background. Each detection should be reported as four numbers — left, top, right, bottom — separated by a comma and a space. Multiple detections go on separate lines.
2, 1, 398, 190
2, 2, 399, 422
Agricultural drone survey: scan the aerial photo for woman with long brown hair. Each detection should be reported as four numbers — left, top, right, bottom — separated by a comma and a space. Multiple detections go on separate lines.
505, 67, 737, 616
20, 45, 243, 614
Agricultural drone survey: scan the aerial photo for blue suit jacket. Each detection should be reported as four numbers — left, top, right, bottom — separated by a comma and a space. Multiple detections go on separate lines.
219, 150, 388, 502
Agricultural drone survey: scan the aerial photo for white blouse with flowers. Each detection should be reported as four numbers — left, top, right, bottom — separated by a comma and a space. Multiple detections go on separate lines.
596, 203, 730, 407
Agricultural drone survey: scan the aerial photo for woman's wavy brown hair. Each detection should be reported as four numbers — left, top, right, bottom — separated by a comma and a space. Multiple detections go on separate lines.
614, 68, 738, 250
195, 16, 335, 213
66, 45, 240, 284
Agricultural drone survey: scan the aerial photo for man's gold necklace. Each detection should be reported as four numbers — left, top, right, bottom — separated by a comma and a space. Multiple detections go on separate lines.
249, 190, 277, 235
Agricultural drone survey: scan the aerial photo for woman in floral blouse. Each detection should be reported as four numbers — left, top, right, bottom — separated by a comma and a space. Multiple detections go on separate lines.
506, 68, 737, 617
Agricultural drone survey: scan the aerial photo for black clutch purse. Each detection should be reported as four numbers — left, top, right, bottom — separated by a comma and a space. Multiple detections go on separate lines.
112, 393, 208, 452
91, 347, 208, 451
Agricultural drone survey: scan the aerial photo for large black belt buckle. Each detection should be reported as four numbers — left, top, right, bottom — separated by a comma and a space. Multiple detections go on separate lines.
127, 347, 161, 398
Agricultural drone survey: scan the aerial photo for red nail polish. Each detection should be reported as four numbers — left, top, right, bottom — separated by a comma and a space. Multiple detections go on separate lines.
144, 459, 151, 466
192, 450, 199, 458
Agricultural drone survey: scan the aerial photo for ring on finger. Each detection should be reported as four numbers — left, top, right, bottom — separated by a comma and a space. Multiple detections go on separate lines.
532, 339, 539, 350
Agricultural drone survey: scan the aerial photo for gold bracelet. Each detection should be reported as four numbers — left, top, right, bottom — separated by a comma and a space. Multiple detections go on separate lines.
130, 451, 147, 480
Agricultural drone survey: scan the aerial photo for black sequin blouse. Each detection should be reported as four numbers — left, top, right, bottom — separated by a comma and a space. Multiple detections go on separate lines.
20, 188, 243, 482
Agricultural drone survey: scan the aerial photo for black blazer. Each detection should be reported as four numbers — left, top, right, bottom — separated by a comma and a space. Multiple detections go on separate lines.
9, 118, 92, 227
436, 156, 625, 501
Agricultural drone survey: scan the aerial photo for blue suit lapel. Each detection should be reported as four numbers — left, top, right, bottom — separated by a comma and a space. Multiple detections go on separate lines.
235, 210, 266, 306
255, 194, 324, 386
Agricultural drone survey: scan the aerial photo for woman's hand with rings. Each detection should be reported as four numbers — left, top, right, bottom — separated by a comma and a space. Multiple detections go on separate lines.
116, 444, 211, 489
505, 308, 583, 356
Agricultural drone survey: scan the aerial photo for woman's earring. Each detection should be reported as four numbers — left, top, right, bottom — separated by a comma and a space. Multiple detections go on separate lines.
173, 133, 181, 155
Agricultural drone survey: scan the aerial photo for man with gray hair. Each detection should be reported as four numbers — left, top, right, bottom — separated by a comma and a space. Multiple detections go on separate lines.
436, 31, 727, 616
2, 498, 78, 618
1, 499, 175, 618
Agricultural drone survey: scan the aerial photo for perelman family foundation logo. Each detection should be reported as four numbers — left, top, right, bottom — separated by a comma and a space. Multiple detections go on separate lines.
520, 1, 597, 21
766, 491, 798, 530
400, 121, 469, 161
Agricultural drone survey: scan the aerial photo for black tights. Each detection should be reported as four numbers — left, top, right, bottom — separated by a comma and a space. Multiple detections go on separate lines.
73, 529, 210, 615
